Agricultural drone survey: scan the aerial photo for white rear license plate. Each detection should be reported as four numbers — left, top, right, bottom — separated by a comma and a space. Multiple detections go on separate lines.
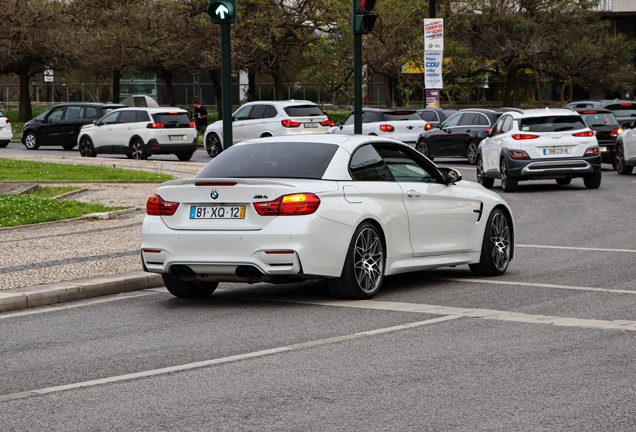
190, 205, 246, 219
543, 147, 571, 155
304, 123, 318, 128
600, 146, 608, 153
169, 135, 186, 141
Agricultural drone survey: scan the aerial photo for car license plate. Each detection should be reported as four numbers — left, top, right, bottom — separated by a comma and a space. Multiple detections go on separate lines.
599, 146, 608, 153
304, 123, 318, 128
190, 205, 246, 219
169, 135, 186, 141
543, 147, 571, 155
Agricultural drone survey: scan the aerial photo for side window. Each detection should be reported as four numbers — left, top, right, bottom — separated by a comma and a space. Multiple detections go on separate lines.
84, 107, 99, 119
459, 113, 477, 125
118, 111, 137, 123
136, 111, 150, 122
501, 116, 513, 133
233, 105, 252, 121
376, 146, 438, 183
47, 107, 65, 121
443, 113, 463, 128
101, 112, 120, 124
473, 114, 490, 126
418, 111, 438, 122
263, 105, 278, 118
362, 112, 381, 123
249, 105, 267, 119
492, 116, 506, 135
344, 113, 354, 125
64, 106, 84, 120
349, 144, 394, 182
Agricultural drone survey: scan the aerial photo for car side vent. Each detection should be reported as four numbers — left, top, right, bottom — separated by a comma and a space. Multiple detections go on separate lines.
134, 96, 148, 107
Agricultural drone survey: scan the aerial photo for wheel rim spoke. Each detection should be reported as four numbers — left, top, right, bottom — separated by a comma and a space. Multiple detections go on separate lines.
489, 213, 511, 271
353, 228, 383, 293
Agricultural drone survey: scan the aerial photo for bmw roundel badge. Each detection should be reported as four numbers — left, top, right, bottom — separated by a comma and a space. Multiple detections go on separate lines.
210, 191, 219, 200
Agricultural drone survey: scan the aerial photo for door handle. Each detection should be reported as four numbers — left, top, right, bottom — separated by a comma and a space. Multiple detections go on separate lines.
407, 190, 421, 198
465, 129, 471, 132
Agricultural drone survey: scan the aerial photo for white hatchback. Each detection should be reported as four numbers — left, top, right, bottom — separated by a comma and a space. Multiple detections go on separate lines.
0, 111, 11, 147
78, 108, 198, 161
203, 100, 332, 157
476, 109, 602, 192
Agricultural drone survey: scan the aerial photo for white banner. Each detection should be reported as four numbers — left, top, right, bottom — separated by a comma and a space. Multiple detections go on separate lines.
424, 19, 444, 51
424, 51, 443, 89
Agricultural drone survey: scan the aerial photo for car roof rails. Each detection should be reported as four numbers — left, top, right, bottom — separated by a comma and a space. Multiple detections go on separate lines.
499, 107, 524, 114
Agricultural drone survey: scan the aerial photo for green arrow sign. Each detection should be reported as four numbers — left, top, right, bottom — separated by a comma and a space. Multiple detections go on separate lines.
208, 0, 236, 24
215, 4, 229, 19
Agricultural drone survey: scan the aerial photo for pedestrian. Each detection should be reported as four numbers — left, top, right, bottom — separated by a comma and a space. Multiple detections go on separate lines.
192, 100, 208, 137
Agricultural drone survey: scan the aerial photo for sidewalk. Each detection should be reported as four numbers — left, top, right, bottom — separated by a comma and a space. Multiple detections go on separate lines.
0, 154, 207, 312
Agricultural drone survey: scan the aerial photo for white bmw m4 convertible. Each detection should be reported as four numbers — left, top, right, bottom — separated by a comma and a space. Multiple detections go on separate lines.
141, 135, 514, 299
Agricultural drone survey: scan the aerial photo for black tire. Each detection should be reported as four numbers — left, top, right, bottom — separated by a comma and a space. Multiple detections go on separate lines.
500, 158, 518, 192
130, 139, 148, 160
416, 139, 433, 160
476, 155, 494, 188
24, 132, 39, 150
466, 141, 478, 164
176, 152, 194, 161
62, 143, 75, 150
79, 136, 97, 157
162, 273, 218, 298
556, 178, 571, 185
583, 172, 601, 189
327, 222, 385, 299
0, 141, 8, 148
615, 144, 633, 175
205, 133, 222, 158
469, 208, 512, 276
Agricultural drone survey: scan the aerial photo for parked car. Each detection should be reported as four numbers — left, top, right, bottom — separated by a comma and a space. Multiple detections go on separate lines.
614, 118, 636, 175
416, 109, 502, 164
326, 108, 428, 146
416, 108, 458, 125
203, 100, 332, 158
476, 108, 601, 192
0, 110, 11, 147
141, 135, 514, 299
572, 108, 623, 166
77, 107, 198, 161
21, 103, 125, 150
563, 100, 636, 126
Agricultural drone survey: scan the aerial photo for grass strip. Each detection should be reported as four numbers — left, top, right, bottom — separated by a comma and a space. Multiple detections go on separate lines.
28, 186, 81, 199
0, 195, 127, 227
0, 158, 172, 182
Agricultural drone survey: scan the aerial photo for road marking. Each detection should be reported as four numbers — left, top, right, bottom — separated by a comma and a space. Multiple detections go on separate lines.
0, 315, 460, 403
429, 277, 636, 295
277, 298, 636, 332
518, 244, 636, 253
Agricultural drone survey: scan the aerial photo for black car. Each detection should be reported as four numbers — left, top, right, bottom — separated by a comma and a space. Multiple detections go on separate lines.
563, 100, 636, 126
416, 108, 458, 125
21, 103, 125, 150
573, 108, 623, 166
415, 108, 502, 164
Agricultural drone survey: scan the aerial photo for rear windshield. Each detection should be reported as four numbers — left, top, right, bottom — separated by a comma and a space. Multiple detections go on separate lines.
520, 116, 587, 133
283, 105, 325, 117
196, 142, 338, 179
382, 111, 421, 121
0, 111, 4, 117
580, 112, 619, 127
605, 104, 636, 117
152, 113, 190, 125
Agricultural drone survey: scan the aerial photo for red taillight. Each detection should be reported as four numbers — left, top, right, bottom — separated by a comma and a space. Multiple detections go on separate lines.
508, 150, 530, 159
380, 124, 394, 132
583, 111, 596, 114
512, 134, 539, 140
189, 122, 196, 128
281, 119, 301, 128
6, 120, 10, 125
486, 128, 492, 134
573, 131, 594, 137
585, 146, 600, 156
147, 123, 164, 129
610, 128, 624, 137
320, 119, 334, 127
620, 103, 632, 106
146, 194, 179, 216
253, 193, 320, 216
425, 123, 432, 131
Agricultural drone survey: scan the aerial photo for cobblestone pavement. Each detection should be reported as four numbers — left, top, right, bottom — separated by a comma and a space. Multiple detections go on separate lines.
1, 155, 207, 290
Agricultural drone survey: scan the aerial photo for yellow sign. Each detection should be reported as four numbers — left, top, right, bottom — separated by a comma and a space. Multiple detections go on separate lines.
404, 61, 425, 74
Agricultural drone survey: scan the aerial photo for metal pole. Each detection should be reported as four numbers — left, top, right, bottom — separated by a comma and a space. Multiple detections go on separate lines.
221, 22, 233, 148
354, 34, 362, 134
430, 0, 436, 18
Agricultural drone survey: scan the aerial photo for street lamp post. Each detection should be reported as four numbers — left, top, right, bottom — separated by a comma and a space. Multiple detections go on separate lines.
482, 72, 489, 107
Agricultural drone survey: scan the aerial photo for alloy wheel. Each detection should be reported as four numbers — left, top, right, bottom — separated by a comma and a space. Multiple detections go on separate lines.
489, 212, 511, 272
25, 134, 37, 149
206, 134, 221, 157
353, 227, 384, 294
467, 142, 478, 164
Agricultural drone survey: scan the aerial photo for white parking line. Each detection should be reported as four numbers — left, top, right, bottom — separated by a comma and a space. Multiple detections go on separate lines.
518, 244, 636, 253
429, 277, 636, 295
0, 315, 460, 403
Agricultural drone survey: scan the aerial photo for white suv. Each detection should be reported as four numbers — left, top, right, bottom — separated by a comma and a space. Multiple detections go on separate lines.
203, 100, 332, 157
615, 118, 636, 175
0, 110, 11, 147
78, 108, 198, 161
476, 109, 601, 192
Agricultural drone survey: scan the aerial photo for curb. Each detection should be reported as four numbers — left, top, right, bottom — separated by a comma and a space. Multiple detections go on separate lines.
0, 207, 142, 232
0, 271, 164, 313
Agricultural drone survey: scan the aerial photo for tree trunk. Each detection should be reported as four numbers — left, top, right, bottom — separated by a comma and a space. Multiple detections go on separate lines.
535, 72, 542, 105
272, 59, 285, 101
503, 64, 519, 107
209, 69, 222, 120
112, 70, 121, 104
247, 68, 256, 102
18, 64, 33, 122
383, 74, 392, 107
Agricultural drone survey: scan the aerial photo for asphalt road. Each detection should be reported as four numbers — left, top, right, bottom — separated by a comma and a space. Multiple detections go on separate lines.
3, 156, 636, 431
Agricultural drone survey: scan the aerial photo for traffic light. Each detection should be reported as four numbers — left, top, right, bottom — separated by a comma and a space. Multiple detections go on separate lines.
352, 0, 377, 35
208, 0, 236, 24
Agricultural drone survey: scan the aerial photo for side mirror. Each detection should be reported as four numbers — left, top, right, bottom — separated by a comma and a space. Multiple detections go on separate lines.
622, 122, 632, 129
477, 130, 489, 139
337, 122, 343, 129
93, 120, 101, 126
438, 168, 462, 184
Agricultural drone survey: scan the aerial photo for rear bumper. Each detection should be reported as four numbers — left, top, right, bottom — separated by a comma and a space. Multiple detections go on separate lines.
504, 152, 602, 180
144, 138, 198, 155
597, 140, 616, 164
